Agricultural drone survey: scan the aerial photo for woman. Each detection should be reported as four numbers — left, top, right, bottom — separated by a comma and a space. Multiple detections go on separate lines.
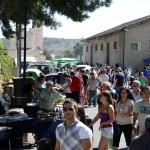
88, 90, 114, 150
113, 87, 134, 150
32, 74, 46, 102
62, 73, 72, 98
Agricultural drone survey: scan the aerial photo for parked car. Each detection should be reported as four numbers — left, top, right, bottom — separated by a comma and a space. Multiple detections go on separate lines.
20, 68, 42, 81
45, 73, 58, 84
45, 72, 65, 85
28, 60, 54, 75
74, 65, 91, 71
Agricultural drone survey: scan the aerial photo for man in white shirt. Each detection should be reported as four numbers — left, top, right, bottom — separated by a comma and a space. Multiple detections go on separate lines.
130, 80, 141, 102
86, 72, 102, 107
133, 86, 150, 135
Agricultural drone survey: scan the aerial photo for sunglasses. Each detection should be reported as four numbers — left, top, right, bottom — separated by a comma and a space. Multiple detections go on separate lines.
63, 107, 74, 112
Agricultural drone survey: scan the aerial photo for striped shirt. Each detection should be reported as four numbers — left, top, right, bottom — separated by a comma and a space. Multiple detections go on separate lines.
56, 119, 93, 150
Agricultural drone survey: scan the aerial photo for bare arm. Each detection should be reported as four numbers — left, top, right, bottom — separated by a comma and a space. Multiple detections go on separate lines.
81, 138, 93, 150
133, 112, 139, 128
55, 139, 60, 150
32, 82, 40, 93
88, 112, 99, 127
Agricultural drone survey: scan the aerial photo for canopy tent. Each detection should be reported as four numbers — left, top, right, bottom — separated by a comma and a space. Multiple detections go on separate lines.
143, 58, 150, 62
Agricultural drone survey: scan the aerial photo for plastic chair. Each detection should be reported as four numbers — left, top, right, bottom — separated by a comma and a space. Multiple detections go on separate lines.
0, 126, 12, 150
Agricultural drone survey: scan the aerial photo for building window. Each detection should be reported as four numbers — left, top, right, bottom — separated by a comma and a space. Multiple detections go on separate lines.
113, 41, 117, 50
131, 42, 141, 51
100, 44, 103, 51
86, 46, 88, 52
95, 44, 98, 52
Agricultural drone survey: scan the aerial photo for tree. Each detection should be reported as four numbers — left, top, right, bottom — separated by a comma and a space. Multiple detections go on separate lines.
73, 42, 83, 57
43, 49, 52, 60
0, 40, 14, 81
0, 0, 112, 38
62, 50, 74, 58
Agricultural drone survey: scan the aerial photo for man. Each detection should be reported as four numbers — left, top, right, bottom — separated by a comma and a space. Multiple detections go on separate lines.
55, 99, 93, 150
39, 80, 64, 111
130, 80, 141, 102
114, 69, 125, 95
139, 72, 147, 89
99, 69, 109, 83
133, 86, 150, 135
86, 72, 101, 107
130, 116, 150, 150
70, 70, 82, 104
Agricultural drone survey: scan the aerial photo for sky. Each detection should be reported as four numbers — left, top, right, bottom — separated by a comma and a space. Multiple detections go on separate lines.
43, 0, 150, 39
0, 0, 150, 39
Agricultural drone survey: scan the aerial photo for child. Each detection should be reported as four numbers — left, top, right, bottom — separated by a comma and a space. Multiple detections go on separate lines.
88, 90, 114, 150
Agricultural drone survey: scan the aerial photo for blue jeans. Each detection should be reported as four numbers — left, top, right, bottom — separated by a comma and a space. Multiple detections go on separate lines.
88, 90, 97, 106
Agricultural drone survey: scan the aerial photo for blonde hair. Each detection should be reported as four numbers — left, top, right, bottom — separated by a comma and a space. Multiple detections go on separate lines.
102, 82, 111, 90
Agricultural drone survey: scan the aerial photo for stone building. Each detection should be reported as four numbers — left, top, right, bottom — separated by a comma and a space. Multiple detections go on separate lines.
8, 26, 46, 60
82, 15, 150, 69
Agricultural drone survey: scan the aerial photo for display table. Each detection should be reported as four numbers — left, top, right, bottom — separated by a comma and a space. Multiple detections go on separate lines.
0, 109, 35, 139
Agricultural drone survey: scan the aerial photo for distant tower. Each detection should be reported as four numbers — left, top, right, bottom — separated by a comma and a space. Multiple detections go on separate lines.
9, 26, 45, 60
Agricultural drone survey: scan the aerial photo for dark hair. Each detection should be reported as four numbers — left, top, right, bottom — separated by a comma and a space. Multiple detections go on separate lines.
141, 86, 150, 93
38, 75, 45, 82
77, 105, 87, 125
97, 90, 113, 105
63, 98, 77, 110
117, 87, 134, 103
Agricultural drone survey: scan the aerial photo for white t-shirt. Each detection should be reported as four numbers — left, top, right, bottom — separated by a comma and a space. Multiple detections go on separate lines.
115, 99, 134, 125
134, 100, 150, 134
99, 74, 109, 83
87, 77, 101, 90
63, 80, 72, 93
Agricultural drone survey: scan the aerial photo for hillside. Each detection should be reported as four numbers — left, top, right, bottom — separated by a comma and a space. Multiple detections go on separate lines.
1, 37, 81, 54
43, 37, 81, 54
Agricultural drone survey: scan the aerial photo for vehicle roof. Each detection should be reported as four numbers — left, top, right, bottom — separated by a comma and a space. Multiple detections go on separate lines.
45, 73, 58, 76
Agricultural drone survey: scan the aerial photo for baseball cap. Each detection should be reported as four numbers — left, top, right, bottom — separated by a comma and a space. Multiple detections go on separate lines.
46, 80, 53, 85
145, 116, 150, 129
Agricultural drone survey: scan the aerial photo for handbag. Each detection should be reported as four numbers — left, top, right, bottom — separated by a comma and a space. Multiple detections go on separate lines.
113, 121, 120, 136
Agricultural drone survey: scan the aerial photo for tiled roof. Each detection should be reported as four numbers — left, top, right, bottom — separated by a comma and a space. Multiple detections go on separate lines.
83, 15, 150, 41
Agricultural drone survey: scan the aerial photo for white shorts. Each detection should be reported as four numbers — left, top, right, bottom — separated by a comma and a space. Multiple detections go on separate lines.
101, 127, 113, 139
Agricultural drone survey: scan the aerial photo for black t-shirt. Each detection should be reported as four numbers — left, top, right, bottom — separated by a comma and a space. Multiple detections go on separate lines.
82, 74, 89, 86
115, 73, 125, 86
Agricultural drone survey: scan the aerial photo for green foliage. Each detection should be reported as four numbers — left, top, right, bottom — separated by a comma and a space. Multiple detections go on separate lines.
0, 55, 14, 81
43, 49, 52, 60
0, 0, 112, 38
55, 49, 74, 58
73, 42, 83, 57
0, 40, 14, 81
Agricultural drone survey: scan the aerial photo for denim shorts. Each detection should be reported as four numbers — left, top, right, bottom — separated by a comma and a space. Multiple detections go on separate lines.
101, 127, 113, 139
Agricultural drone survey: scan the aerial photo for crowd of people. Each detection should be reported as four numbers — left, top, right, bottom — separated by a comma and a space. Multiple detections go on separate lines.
22, 64, 150, 149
